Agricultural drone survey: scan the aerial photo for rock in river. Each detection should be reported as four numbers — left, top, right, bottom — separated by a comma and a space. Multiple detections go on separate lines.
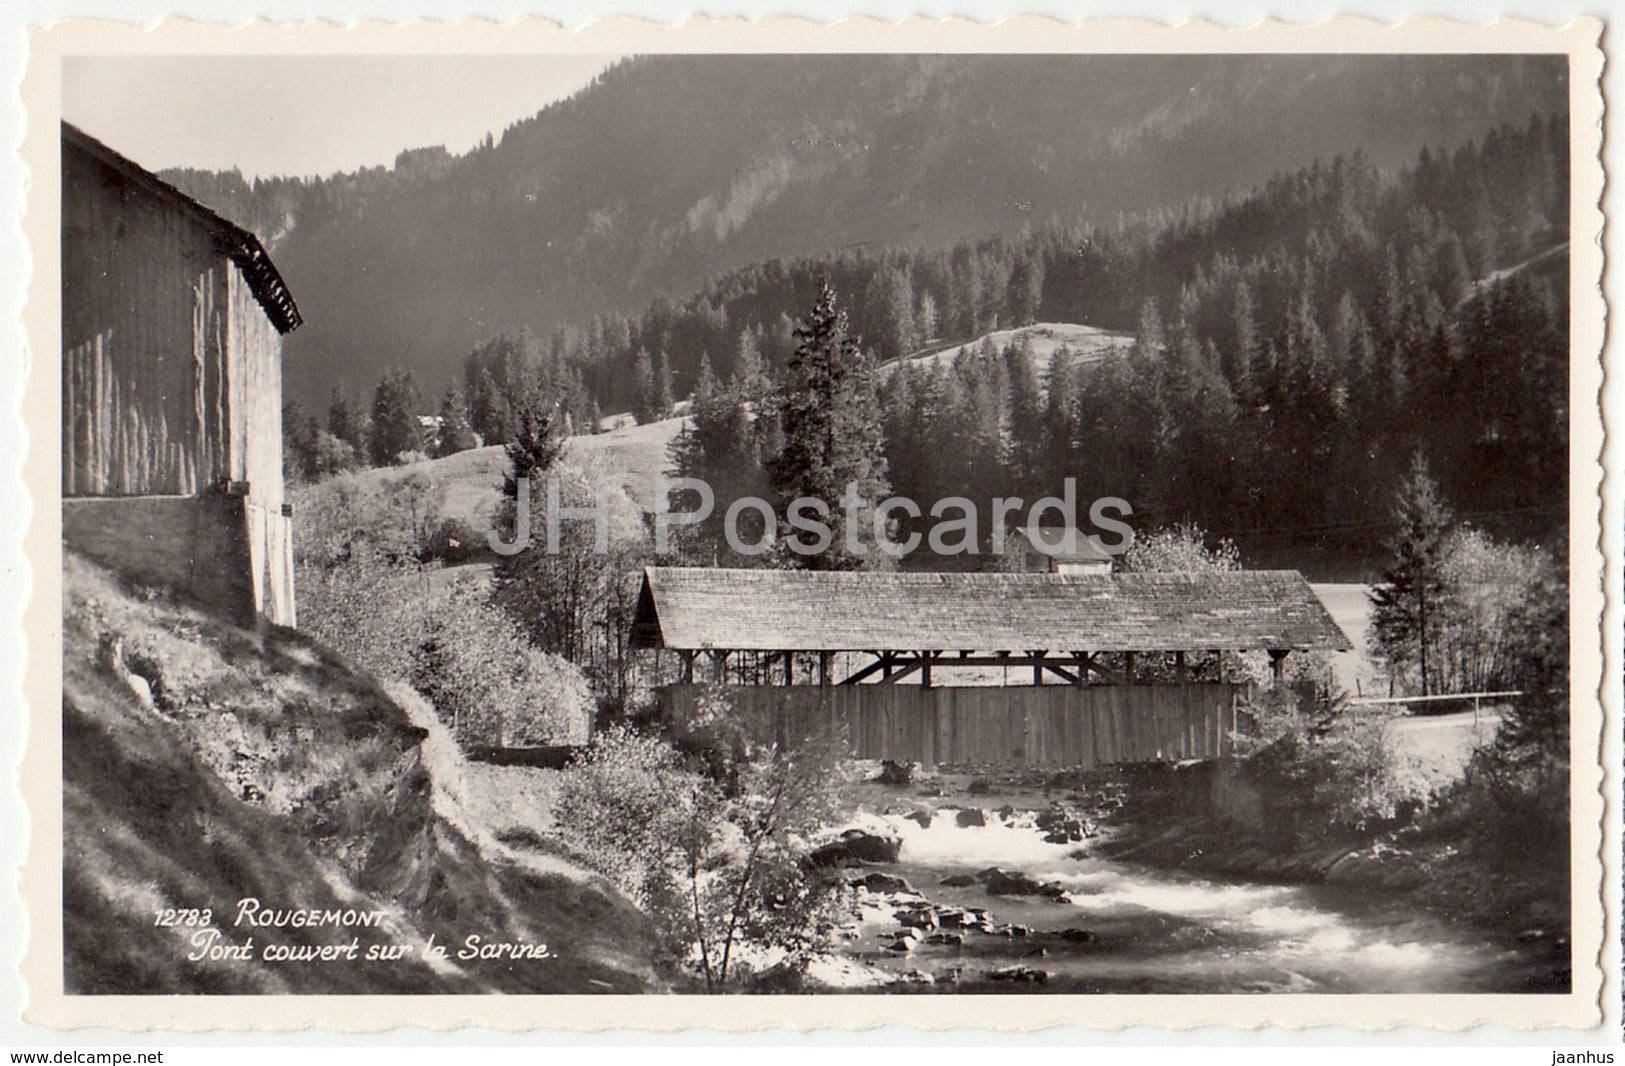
978, 867, 1071, 901
807, 828, 902, 867
851, 871, 915, 894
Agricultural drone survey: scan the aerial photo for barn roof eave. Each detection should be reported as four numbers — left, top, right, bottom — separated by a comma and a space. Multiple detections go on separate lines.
63, 121, 304, 336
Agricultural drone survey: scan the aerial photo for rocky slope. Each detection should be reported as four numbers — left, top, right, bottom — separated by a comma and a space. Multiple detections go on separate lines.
61, 553, 657, 994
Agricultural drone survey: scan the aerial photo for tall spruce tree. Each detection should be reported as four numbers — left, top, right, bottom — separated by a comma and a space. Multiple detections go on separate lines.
434, 386, 477, 458
654, 349, 676, 415
771, 279, 890, 569
1370, 452, 1455, 696
630, 349, 658, 425
327, 388, 361, 452
502, 392, 566, 499
367, 368, 423, 467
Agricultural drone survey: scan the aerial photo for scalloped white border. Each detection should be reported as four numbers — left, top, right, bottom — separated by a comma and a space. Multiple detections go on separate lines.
7, 12, 1610, 1035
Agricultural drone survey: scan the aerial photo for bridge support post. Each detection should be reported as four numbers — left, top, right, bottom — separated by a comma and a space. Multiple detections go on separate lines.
1269, 649, 1289, 684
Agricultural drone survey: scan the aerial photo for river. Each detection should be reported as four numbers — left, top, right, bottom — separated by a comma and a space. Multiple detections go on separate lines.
813, 805, 1562, 994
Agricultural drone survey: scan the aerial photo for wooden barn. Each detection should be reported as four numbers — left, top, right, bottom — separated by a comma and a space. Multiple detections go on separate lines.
60, 122, 303, 626
633, 567, 1350, 768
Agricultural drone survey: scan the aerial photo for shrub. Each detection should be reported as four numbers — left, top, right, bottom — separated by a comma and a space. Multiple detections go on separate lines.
423, 517, 487, 566
1119, 521, 1243, 573
553, 691, 848, 990
554, 725, 702, 903
294, 556, 431, 682
1431, 529, 1547, 693
1233, 685, 1403, 837
412, 581, 594, 748
489, 467, 651, 708
295, 478, 593, 749
1438, 548, 1569, 863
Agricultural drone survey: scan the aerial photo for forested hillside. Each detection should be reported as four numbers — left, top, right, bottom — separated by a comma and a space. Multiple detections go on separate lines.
608, 114, 1570, 565
160, 53, 1566, 406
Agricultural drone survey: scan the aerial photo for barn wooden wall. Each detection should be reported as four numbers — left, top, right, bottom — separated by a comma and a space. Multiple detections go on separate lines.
62, 142, 296, 628
62, 148, 232, 497
226, 266, 293, 625
660, 683, 1249, 767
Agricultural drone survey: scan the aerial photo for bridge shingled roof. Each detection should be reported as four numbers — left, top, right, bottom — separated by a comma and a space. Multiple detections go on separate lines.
632, 566, 1351, 654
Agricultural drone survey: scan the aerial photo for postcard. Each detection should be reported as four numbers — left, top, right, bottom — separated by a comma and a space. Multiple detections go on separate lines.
15, 13, 1608, 1031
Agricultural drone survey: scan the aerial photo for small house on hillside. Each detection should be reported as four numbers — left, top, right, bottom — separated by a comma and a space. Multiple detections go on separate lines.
1007, 524, 1115, 576
61, 122, 303, 626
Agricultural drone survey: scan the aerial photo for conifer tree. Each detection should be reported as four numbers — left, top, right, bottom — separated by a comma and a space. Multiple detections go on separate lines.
327, 388, 361, 452
1004, 337, 1046, 491
668, 372, 765, 564
630, 349, 657, 425
367, 368, 423, 467
771, 279, 890, 569
501, 393, 565, 499
1228, 281, 1258, 404
433, 386, 478, 458
466, 365, 513, 446
654, 350, 675, 416
1370, 453, 1455, 696
732, 329, 769, 400
691, 353, 718, 404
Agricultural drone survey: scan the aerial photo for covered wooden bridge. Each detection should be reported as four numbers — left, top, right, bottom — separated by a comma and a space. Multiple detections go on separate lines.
631, 567, 1350, 768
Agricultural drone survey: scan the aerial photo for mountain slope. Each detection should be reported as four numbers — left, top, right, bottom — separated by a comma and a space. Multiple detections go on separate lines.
160, 54, 1567, 404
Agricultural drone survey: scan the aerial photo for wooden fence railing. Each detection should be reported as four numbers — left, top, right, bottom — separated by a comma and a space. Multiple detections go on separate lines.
658, 683, 1253, 768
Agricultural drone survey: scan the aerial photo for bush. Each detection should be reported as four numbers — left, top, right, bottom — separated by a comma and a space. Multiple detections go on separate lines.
553, 692, 848, 990
555, 725, 702, 902
1437, 549, 1569, 863
423, 517, 488, 566
292, 471, 447, 570
294, 476, 594, 749
1233, 685, 1404, 837
295, 556, 432, 682
1119, 521, 1243, 573
412, 581, 594, 748
489, 467, 652, 708
1431, 529, 1548, 693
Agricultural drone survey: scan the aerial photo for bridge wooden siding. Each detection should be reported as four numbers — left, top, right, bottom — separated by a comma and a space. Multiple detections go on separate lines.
660, 683, 1249, 768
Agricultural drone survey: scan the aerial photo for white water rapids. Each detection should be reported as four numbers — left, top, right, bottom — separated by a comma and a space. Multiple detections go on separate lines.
816, 809, 1542, 994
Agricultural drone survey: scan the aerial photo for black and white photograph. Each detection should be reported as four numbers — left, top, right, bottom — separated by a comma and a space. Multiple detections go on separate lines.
18, 15, 1607, 1030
